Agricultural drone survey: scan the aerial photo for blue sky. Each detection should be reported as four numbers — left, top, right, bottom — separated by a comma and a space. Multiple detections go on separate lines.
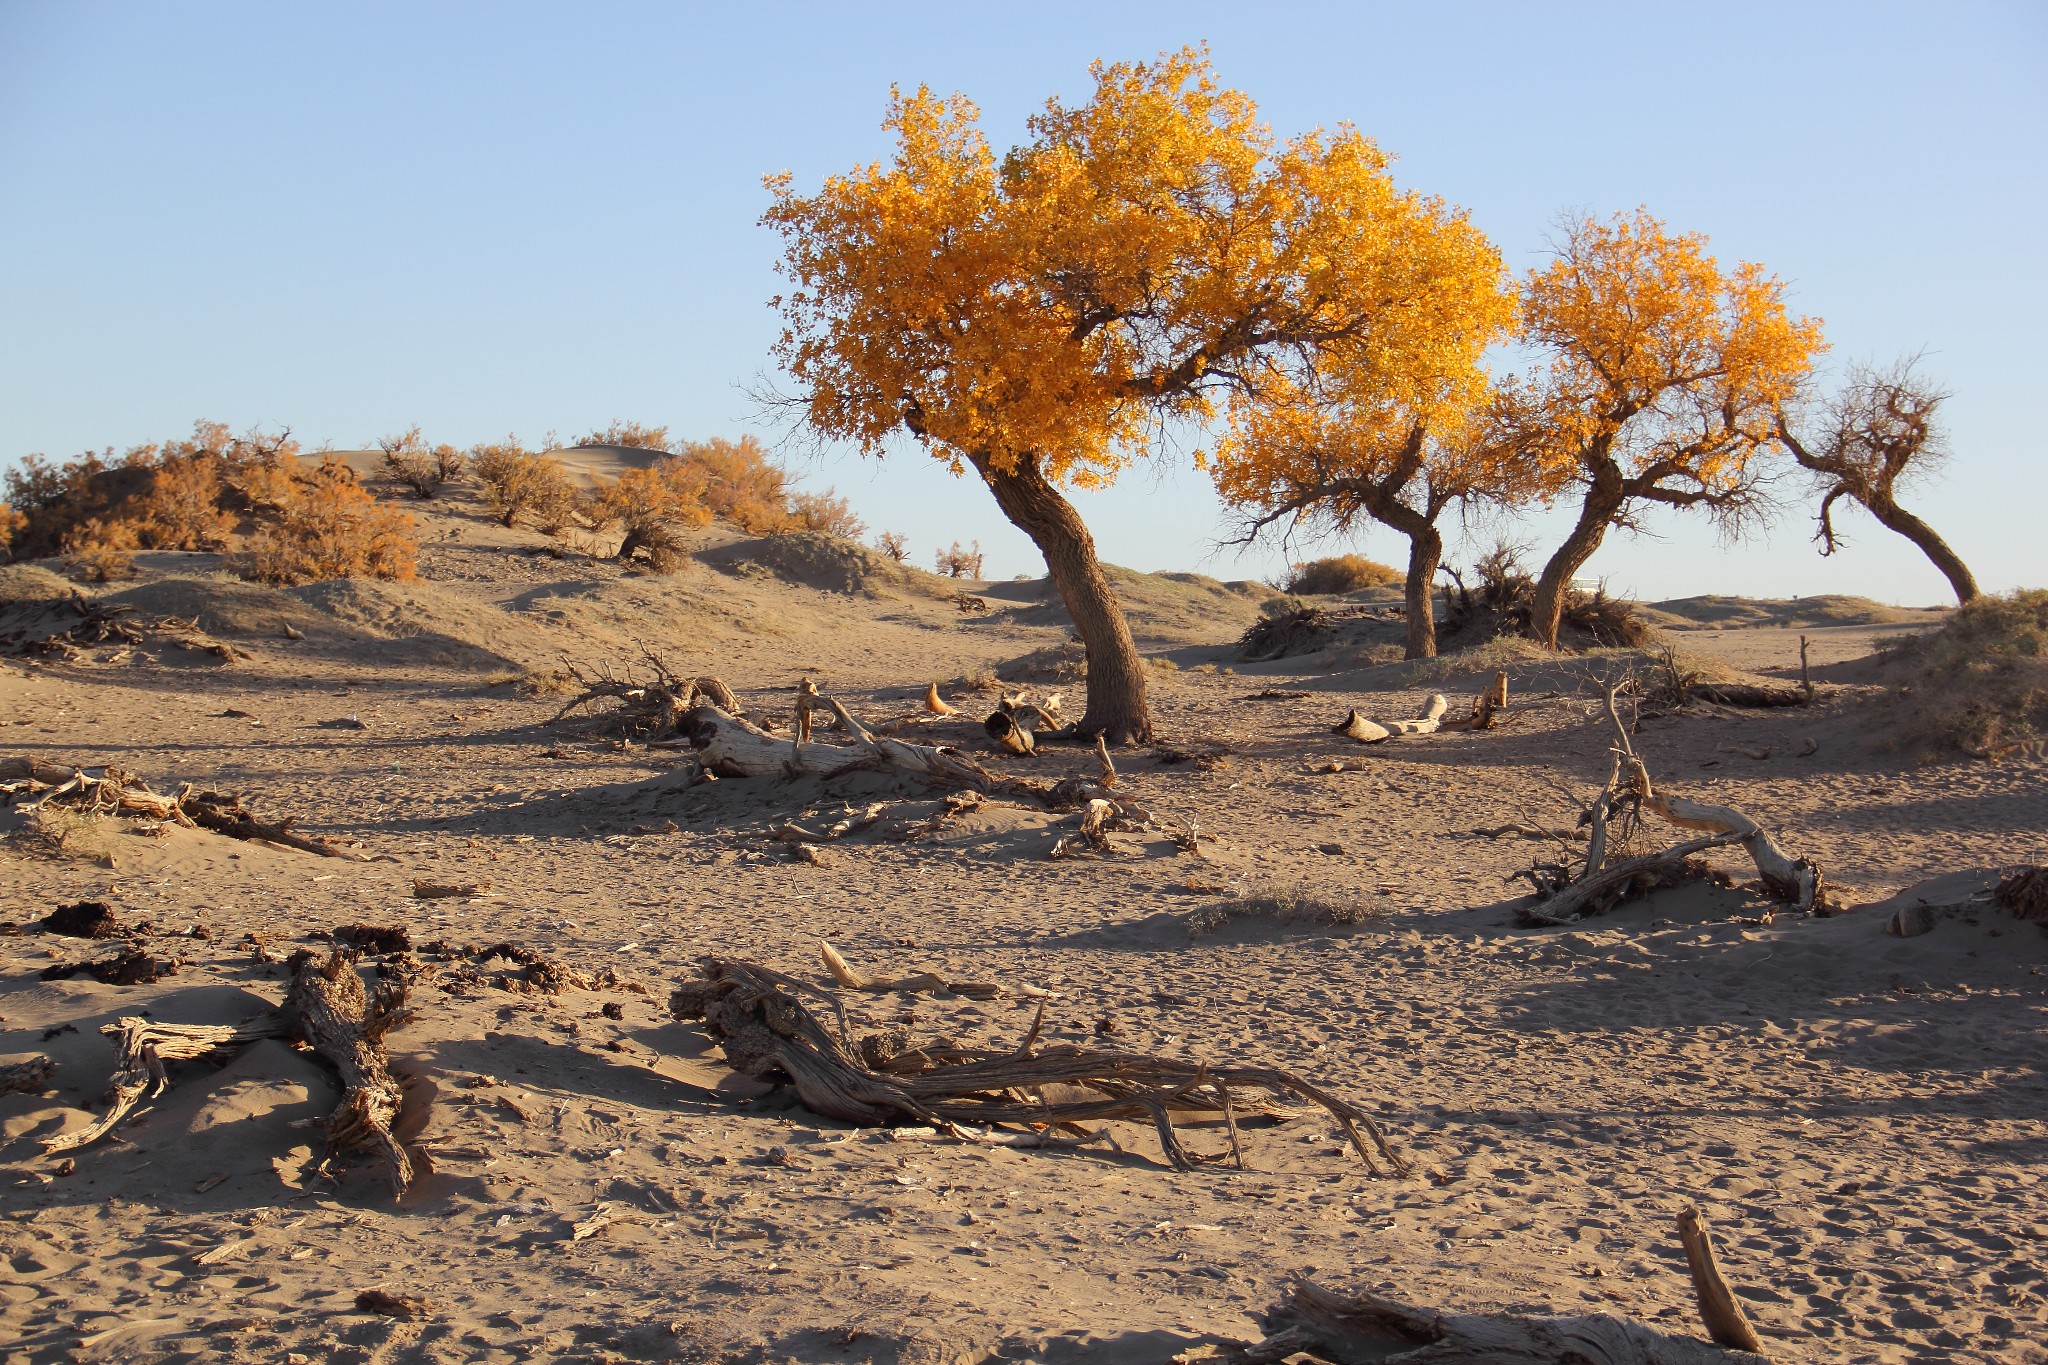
2, 2, 2042, 602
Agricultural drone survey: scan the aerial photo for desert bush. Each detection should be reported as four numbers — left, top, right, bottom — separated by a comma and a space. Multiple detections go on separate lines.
237, 458, 418, 584
137, 454, 234, 550
2, 446, 154, 559
1238, 598, 1332, 661
788, 488, 866, 540
1440, 542, 1652, 649
1879, 588, 2048, 759
1187, 880, 1388, 936
576, 421, 674, 451
584, 459, 713, 571
874, 530, 911, 562
62, 516, 140, 582
0, 503, 26, 561
674, 435, 795, 534
936, 539, 985, 578
471, 439, 579, 531
380, 426, 465, 498
1282, 554, 1402, 595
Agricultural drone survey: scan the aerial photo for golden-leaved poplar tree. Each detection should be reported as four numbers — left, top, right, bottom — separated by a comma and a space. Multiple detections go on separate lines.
765, 49, 1538, 738
1494, 210, 1826, 647
1205, 214, 1520, 658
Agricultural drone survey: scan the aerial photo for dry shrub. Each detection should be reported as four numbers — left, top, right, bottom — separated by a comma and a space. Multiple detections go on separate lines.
1441, 543, 1652, 649
237, 458, 418, 584
1187, 881, 1388, 937
62, 517, 141, 582
0, 502, 25, 561
471, 439, 579, 531
1238, 598, 1331, 661
789, 488, 866, 540
137, 455, 235, 550
1878, 588, 2048, 759
576, 420, 673, 451
676, 435, 794, 533
936, 539, 985, 578
585, 460, 712, 571
874, 530, 911, 562
380, 426, 465, 498
1282, 554, 1401, 595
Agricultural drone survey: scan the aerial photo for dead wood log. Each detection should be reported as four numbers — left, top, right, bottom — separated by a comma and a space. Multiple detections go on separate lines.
1049, 798, 1117, 859
1994, 866, 2048, 921
186, 790, 366, 860
44, 1015, 291, 1154
1528, 684, 1823, 924
984, 707, 1037, 756
289, 948, 414, 1198
819, 942, 1018, 1000
1677, 1208, 1766, 1354
669, 958, 1405, 1175
550, 654, 740, 736
824, 697, 995, 789
1333, 693, 1448, 744
1, 1056, 56, 1096
1690, 682, 1807, 708
1230, 1276, 1767, 1364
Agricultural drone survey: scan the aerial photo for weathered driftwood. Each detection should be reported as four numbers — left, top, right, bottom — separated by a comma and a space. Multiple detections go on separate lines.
1678, 1207, 1767, 1354
185, 790, 366, 860
983, 692, 1067, 756
669, 958, 1405, 1176
1522, 686, 1823, 925
819, 941, 1031, 1000
550, 655, 741, 736
681, 700, 997, 791
289, 948, 414, 1197
1441, 672, 1511, 732
1227, 1276, 1768, 1365
1, 1056, 57, 1096
1333, 693, 1448, 744
44, 1015, 290, 1154
1, 758, 363, 859
1048, 798, 1117, 859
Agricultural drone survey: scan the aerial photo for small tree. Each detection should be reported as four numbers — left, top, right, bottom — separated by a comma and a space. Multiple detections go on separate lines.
788, 488, 865, 539
936, 540, 985, 578
379, 426, 454, 498
1492, 210, 1826, 647
584, 459, 712, 571
1776, 357, 1978, 604
471, 439, 579, 531
874, 530, 911, 562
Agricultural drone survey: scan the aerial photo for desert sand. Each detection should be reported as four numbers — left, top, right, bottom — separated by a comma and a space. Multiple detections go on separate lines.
1, 461, 2043, 1365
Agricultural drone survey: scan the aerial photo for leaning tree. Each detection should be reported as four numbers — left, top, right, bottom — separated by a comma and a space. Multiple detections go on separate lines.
764, 49, 1527, 739
1490, 210, 1827, 648
1775, 357, 1978, 604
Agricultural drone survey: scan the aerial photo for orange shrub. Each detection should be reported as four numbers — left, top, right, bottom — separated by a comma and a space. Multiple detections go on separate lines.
1281, 554, 1402, 595
138, 455, 234, 550
585, 459, 712, 572
789, 488, 865, 540
673, 435, 794, 533
0, 503, 28, 561
237, 459, 418, 584
62, 516, 141, 582
576, 421, 673, 451
471, 439, 579, 530
873, 530, 910, 562
936, 540, 984, 578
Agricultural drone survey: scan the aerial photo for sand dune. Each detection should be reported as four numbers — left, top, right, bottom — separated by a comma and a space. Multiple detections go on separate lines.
1, 482, 2042, 1363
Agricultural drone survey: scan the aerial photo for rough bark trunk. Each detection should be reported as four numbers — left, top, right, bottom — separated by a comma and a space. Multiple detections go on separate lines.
975, 454, 1151, 743
1532, 477, 1623, 649
1869, 497, 1979, 604
1402, 524, 1443, 660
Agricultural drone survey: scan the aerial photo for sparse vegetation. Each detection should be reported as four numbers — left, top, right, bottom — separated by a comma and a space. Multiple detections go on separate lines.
379, 426, 465, 499
1879, 588, 2048, 759
1282, 554, 1402, 596
1187, 881, 1388, 936
874, 530, 911, 562
471, 439, 579, 531
936, 540, 985, 578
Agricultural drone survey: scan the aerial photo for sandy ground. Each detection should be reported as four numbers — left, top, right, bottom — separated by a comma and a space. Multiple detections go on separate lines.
1, 481, 2043, 1365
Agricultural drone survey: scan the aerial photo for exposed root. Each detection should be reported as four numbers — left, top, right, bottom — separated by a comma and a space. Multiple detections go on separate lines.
288, 947, 414, 1198
44, 1015, 291, 1155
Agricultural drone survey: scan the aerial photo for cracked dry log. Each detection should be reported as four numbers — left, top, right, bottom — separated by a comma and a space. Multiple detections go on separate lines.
44, 1016, 291, 1154
1236, 1277, 1768, 1365
1333, 693, 1448, 744
681, 702, 996, 790
289, 948, 414, 1197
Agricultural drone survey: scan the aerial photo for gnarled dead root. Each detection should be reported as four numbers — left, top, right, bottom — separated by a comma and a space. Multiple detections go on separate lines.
44, 1015, 291, 1155
668, 957, 1406, 1176
288, 947, 415, 1198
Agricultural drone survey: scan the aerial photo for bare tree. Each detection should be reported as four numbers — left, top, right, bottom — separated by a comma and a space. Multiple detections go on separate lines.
1776, 357, 1978, 604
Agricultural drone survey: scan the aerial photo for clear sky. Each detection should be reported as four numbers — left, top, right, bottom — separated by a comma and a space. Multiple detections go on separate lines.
3, 2, 2042, 602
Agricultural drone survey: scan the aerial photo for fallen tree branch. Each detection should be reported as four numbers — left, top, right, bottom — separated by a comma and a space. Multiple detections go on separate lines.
44, 1015, 291, 1154
669, 958, 1405, 1176
818, 941, 1026, 1000
1333, 694, 1448, 744
289, 948, 415, 1198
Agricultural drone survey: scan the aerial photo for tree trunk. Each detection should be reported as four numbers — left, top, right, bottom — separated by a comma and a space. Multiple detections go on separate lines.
976, 454, 1151, 743
1532, 477, 1623, 649
1869, 496, 1979, 604
1401, 524, 1443, 659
